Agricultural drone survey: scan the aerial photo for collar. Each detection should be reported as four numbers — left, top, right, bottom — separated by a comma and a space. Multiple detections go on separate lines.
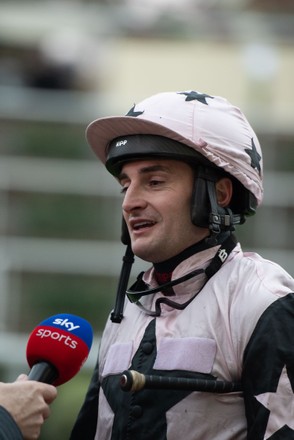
126, 235, 239, 316
144, 244, 219, 297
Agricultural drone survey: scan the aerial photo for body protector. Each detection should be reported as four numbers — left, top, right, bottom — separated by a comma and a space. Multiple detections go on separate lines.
86, 90, 264, 321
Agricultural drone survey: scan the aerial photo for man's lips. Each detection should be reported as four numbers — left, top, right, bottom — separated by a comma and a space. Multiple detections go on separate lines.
129, 218, 156, 232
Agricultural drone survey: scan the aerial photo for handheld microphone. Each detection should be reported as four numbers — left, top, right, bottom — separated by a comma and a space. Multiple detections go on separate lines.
26, 313, 93, 386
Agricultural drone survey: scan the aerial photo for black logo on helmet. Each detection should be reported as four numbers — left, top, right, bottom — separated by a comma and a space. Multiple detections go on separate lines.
125, 105, 144, 117
245, 138, 261, 174
177, 91, 214, 104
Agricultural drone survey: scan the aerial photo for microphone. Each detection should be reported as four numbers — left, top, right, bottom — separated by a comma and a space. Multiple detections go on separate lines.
26, 313, 93, 386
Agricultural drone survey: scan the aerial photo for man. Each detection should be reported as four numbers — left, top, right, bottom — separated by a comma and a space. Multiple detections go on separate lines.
0, 374, 57, 439
70, 90, 294, 439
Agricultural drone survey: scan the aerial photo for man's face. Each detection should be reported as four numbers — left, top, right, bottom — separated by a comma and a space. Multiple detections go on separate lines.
118, 159, 209, 263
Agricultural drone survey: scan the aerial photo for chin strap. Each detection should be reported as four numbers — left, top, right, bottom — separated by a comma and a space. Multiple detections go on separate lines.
110, 234, 237, 322
126, 234, 237, 317
110, 244, 134, 323
191, 166, 244, 246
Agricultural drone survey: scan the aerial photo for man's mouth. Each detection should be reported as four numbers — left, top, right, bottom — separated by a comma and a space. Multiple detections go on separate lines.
131, 220, 156, 231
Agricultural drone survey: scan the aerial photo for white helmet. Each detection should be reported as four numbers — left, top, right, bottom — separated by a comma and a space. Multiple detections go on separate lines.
86, 90, 263, 236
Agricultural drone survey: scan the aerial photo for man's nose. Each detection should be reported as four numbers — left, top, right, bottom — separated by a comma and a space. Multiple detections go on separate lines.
122, 185, 147, 213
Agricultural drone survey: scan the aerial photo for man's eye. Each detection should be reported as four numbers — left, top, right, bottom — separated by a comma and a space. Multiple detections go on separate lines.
149, 179, 163, 187
120, 186, 128, 194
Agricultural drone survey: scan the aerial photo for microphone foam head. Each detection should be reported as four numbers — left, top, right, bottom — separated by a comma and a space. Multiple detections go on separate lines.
26, 313, 93, 386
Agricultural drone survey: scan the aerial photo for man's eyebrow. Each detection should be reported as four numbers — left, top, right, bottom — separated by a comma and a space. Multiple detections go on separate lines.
118, 164, 171, 181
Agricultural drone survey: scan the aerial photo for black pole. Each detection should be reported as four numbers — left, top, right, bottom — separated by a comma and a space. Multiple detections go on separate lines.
111, 245, 134, 323
120, 370, 243, 394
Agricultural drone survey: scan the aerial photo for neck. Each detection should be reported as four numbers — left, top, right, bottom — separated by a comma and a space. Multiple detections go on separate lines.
153, 231, 231, 278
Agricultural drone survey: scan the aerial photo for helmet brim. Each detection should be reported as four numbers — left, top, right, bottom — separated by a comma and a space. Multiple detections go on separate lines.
86, 115, 198, 166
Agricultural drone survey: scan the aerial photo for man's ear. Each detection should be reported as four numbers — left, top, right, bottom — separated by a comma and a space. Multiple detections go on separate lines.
216, 178, 233, 207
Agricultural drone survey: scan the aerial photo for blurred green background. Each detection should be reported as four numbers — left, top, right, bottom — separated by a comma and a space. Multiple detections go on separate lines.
0, 0, 294, 438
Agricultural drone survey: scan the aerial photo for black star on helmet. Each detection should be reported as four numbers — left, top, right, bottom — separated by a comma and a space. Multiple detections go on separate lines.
177, 91, 214, 104
126, 104, 144, 117
245, 138, 261, 174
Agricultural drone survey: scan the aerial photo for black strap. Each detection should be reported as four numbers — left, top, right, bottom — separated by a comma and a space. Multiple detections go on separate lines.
127, 235, 237, 313
206, 180, 241, 239
205, 233, 237, 279
110, 244, 135, 323
150, 235, 237, 316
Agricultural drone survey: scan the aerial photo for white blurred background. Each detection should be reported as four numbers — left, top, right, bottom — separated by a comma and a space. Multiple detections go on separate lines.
0, 0, 294, 437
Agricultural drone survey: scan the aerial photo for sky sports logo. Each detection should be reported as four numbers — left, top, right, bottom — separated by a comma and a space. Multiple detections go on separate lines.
33, 314, 93, 352
34, 318, 82, 350
35, 328, 78, 349
52, 317, 80, 332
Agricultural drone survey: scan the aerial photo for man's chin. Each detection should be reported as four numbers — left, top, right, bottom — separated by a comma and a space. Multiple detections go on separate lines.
131, 243, 156, 263
132, 251, 154, 263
